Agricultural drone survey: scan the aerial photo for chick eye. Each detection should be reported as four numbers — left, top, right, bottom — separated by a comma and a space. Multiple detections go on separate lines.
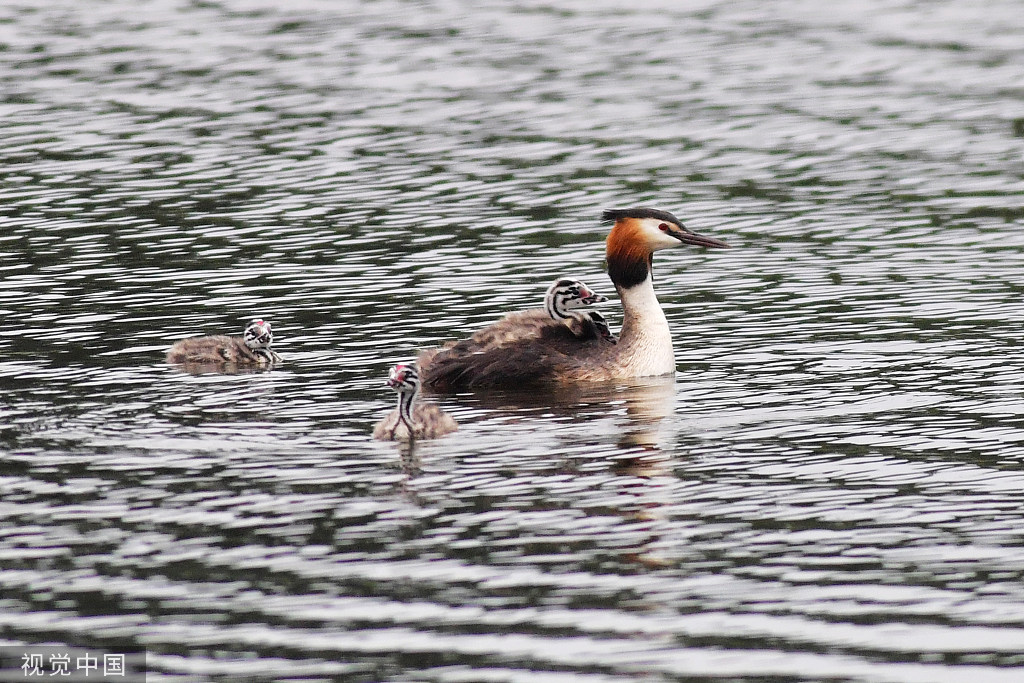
658, 223, 670, 232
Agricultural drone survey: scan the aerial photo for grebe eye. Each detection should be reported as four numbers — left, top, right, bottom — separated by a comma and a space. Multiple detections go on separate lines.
658, 223, 670, 232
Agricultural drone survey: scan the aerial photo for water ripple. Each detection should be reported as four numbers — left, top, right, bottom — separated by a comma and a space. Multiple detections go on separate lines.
1, 0, 1024, 680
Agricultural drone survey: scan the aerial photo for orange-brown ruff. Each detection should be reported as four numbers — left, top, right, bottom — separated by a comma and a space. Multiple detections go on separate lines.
605, 217, 653, 290
419, 208, 728, 390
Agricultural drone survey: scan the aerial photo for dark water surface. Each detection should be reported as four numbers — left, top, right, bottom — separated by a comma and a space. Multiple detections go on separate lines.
2, 0, 1024, 681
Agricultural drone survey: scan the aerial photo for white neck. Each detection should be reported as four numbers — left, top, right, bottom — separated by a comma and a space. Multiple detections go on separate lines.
615, 275, 676, 377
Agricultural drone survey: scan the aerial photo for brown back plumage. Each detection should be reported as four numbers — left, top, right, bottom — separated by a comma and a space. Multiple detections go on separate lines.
465, 310, 555, 348
419, 318, 611, 391
166, 335, 264, 365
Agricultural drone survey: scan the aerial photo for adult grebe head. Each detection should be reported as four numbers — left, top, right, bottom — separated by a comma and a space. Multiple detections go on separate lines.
243, 319, 274, 350
545, 278, 607, 320
603, 208, 730, 288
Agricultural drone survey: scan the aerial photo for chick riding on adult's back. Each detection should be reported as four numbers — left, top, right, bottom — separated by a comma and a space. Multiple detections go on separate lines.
418, 208, 728, 390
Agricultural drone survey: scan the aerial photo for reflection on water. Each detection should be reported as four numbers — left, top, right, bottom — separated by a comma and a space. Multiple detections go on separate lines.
2, 0, 1024, 681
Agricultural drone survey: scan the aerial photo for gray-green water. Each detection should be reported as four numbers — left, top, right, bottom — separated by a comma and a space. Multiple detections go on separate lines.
2, 1, 1024, 681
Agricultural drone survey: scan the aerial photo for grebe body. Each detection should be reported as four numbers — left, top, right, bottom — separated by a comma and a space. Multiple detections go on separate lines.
166, 319, 281, 366
419, 209, 727, 390
374, 363, 457, 440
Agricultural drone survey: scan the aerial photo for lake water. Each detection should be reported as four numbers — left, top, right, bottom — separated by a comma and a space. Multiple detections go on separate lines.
2, 0, 1024, 681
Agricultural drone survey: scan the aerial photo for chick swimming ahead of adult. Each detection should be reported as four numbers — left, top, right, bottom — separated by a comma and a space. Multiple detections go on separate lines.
418, 208, 728, 390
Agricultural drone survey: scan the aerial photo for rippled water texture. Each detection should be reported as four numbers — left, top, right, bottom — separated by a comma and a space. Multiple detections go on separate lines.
2, 0, 1024, 681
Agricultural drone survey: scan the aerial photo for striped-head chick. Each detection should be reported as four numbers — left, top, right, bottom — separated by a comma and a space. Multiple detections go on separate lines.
544, 278, 608, 320
387, 363, 421, 396
243, 319, 274, 350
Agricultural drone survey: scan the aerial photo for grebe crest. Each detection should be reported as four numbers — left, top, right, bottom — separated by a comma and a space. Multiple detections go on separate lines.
418, 208, 728, 390
374, 363, 458, 441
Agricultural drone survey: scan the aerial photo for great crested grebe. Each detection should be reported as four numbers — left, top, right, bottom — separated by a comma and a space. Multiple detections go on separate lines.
166, 319, 282, 366
373, 363, 458, 440
419, 208, 728, 389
